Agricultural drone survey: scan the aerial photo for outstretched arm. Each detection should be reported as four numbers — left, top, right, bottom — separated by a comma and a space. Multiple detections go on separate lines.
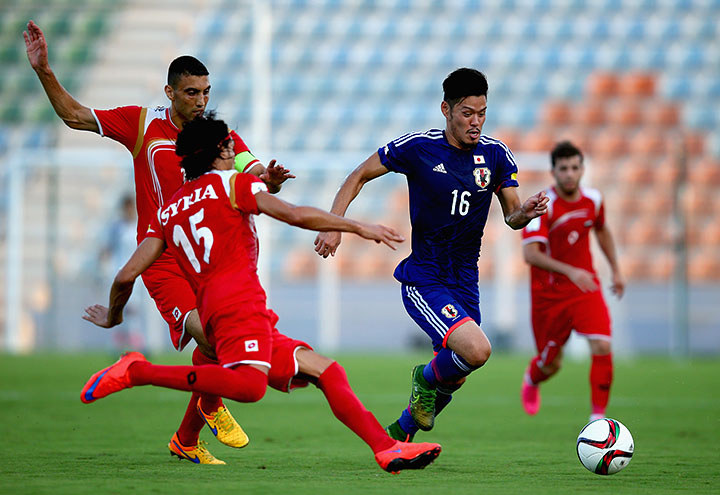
523, 242, 599, 293
248, 159, 295, 194
24, 20, 98, 132
255, 191, 403, 250
313, 152, 390, 257
497, 188, 549, 230
595, 223, 625, 298
83, 237, 165, 328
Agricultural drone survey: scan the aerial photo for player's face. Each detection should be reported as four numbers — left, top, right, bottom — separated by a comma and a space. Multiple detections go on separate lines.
443, 95, 487, 150
166, 75, 211, 123
552, 155, 584, 195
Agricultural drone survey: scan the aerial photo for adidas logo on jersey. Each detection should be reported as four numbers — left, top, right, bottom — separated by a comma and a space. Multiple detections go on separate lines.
433, 163, 447, 173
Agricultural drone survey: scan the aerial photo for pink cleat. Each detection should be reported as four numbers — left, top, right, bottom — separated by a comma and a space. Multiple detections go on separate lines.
521, 380, 541, 416
80, 351, 147, 404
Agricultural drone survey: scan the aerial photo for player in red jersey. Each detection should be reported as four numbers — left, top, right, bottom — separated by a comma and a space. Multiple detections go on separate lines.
80, 114, 442, 473
24, 20, 294, 458
520, 141, 625, 421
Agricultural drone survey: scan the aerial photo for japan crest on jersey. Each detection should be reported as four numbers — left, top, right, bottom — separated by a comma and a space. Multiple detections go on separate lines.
441, 304, 458, 319
474, 167, 491, 189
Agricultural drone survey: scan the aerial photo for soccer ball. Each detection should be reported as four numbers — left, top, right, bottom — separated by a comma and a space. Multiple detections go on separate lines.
576, 418, 634, 475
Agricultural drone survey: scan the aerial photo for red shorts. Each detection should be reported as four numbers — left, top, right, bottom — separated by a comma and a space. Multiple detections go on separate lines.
141, 255, 197, 351
531, 290, 611, 354
204, 305, 312, 393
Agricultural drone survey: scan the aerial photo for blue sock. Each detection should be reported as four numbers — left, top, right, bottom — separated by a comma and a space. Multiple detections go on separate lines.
423, 348, 476, 385
398, 407, 418, 434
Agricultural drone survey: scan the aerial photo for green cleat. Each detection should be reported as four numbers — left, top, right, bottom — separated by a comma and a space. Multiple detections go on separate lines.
409, 364, 436, 431
386, 419, 415, 442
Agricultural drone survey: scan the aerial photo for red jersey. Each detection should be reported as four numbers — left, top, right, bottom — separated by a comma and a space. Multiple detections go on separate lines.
522, 186, 605, 298
148, 170, 268, 326
91, 105, 260, 242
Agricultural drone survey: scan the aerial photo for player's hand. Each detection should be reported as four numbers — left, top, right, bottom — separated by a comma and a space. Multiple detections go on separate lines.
82, 304, 121, 328
567, 267, 599, 293
355, 223, 405, 250
610, 271, 625, 299
260, 159, 296, 187
522, 191, 549, 219
314, 231, 342, 258
24, 21, 49, 71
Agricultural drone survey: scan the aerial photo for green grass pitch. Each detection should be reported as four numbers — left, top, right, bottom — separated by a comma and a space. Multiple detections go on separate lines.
1, 352, 718, 495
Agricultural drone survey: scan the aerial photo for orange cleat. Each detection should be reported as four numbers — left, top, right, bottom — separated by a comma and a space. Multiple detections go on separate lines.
80, 351, 147, 404
374, 440, 441, 474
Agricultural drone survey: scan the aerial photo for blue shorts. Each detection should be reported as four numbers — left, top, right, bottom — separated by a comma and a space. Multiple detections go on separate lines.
401, 283, 481, 352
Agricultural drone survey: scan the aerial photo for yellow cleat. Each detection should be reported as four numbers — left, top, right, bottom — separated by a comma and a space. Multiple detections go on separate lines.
197, 399, 250, 448
168, 433, 226, 465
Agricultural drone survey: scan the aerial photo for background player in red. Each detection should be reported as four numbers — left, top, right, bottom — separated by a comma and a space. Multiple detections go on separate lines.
520, 140, 625, 421
80, 114, 442, 473
23, 20, 293, 458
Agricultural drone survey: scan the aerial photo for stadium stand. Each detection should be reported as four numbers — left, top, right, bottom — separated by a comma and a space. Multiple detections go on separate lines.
2, 0, 720, 324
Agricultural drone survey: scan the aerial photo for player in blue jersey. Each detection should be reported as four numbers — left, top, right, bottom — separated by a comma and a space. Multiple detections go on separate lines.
314, 68, 549, 441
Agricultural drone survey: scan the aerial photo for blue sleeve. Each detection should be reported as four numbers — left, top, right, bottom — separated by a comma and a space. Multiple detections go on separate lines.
377, 136, 415, 175
492, 142, 520, 193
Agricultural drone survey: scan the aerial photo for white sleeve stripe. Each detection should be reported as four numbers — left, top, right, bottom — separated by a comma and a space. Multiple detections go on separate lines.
90, 108, 104, 136
522, 236, 548, 245
251, 182, 268, 195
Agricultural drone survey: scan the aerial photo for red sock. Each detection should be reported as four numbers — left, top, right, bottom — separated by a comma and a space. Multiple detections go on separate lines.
590, 353, 613, 413
176, 393, 205, 446
175, 348, 224, 446
192, 347, 223, 413
130, 361, 268, 403
317, 362, 395, 453
528, 356, 550, 385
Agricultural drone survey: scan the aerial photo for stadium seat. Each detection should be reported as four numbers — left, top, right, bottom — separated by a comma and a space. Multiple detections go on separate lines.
689, 247, 720, 282
688, 156, 720, 186
282, 247, 317, 280
540, 101, 572, 127
518, 128, 555, 153
586, 72, 619, 98
573, 101, 607, 128
645, 102, 680, 128
618, 73, 656, 99
607, 99, 643, 128
589, 128, 629, 160
628, 129, 668, 157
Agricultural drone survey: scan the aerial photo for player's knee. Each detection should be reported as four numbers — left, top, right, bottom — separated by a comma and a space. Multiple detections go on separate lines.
590, 339, 611, 355
464, 340, 492, 368
226, 367, 268, 403
544, 358, 562, 375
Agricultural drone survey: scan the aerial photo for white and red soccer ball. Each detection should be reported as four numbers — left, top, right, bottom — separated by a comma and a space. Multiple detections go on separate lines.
576, 418, 634, 475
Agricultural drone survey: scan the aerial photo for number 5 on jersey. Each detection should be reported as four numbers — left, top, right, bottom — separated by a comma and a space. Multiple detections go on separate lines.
173, 208, 214, 272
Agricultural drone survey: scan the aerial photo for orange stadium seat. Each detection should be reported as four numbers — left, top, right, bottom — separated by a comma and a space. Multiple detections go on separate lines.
618, 73, 656, 99
589, 128, 629, 159
645, 102, 680, 128
618, 157, 652, 186
699, 219, 720, 247
647, 250, 674, 281
683, 132, 706, 156
688, 156, 720, 186
620, 250, 652, 280
628, 129, 667, 157
559, 126, 593, 155
607, 99, 643, 128
283, 247, 317, 279
573, 101, 607, 128
540, 101, 572, 127
689, 248, 720, 282
492, 127, 521, 151
586, 72, 619, 98
518, 128, 556, 152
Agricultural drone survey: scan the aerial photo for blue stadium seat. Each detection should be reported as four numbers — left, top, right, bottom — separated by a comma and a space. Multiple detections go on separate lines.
684, 104, 718, 130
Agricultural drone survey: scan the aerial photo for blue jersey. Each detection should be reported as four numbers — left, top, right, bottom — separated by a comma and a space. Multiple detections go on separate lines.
378, 129, 519, 286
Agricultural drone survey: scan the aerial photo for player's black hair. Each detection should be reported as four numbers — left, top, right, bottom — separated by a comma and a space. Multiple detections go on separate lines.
167, 55, 209, 88
175, 111, 230, 181
550, 140, 584, 168
442, 68, 489, 108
